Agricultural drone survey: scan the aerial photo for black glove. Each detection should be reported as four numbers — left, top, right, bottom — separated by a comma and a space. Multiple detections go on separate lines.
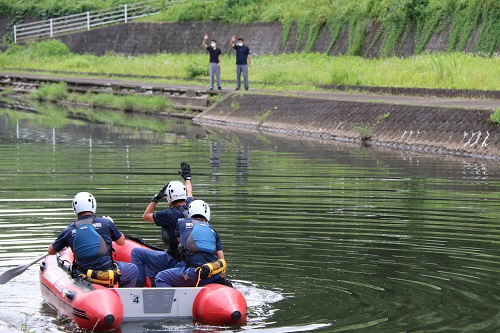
178, 161, 192, 181
151, 182, 169, 203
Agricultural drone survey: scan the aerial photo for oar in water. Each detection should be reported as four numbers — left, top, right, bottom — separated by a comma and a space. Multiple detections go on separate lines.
0, 253, 49, 285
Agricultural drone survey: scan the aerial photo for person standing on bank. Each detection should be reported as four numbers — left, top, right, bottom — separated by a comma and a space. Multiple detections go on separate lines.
130, 162, 194, 287
203, 34, 222, 90
230, 36, 251, 91
47, 192, 138, 287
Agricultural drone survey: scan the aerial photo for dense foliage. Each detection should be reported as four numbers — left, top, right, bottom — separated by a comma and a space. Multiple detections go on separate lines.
2, 0, 499, 57
0, 0, 144, 18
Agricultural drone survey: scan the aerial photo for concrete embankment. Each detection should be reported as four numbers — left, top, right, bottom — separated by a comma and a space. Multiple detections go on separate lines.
195, 91, 500, 160
1, 72, 499, 160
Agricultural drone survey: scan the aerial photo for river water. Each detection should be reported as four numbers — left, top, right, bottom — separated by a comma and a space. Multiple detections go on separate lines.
0, 101, 499, 333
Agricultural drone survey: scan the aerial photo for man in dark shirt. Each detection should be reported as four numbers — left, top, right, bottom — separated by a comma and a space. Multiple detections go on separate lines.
131, 162, 194, 287
202, 34, 222, 90
48, 192, 138, 287
230, 36, 252, 91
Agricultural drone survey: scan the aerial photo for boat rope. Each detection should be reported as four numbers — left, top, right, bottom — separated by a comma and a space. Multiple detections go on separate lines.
195, 259, 227, 287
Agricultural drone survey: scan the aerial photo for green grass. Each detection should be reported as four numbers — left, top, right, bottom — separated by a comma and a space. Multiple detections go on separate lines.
231, 99, 239, 111
491, 108, 500, 125
257, 109, 272, 122
27, 81, 175, 114
28, 81, 68, 101
0, 86, 15, 96
2, 40, 499, 91
67, 91, 175, 113
353, 125, 372, 139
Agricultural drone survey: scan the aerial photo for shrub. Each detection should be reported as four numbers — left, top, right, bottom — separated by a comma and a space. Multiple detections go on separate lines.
185, 63, 208, 78
490, 108, 500, 125
5, 39, 70, 59
29, 82, 68, 101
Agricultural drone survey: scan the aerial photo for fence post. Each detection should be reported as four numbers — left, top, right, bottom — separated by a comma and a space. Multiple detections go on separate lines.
50, 18, 53, 37
124, 4, 128, 23
13, 25, 16, 43
87, 12, 90, 30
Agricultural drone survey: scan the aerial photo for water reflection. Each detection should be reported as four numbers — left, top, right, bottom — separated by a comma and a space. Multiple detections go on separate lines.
0, 102, 499, 333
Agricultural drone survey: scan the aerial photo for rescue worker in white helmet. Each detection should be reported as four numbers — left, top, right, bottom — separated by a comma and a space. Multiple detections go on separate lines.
47, 192, 138, 287
155, 200, 228, 287
130, 162, 194, 287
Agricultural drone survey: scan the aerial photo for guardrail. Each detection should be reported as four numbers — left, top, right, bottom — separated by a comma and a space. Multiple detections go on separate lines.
13, 0, 163, 43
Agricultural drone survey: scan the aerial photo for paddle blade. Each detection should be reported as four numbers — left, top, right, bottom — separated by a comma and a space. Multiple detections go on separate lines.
0, 253, 49, 285
0, 264, 31, 284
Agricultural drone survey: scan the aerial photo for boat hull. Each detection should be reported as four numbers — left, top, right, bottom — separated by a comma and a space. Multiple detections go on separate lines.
39, 237, 247, 330
40, 253, 123, 331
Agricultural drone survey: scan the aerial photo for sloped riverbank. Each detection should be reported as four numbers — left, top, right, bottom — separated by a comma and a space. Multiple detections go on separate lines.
1, 72, 499, 160
195, 91, 500, 160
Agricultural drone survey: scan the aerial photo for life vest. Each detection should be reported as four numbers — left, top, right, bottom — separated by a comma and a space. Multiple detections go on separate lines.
178, 218, 216, 254
72, 217, 110, 261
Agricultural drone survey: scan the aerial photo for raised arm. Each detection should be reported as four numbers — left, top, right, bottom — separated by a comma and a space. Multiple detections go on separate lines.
178, 161, 193, 197
143, 183, 169, 223
142, 201, 156, 223
202, 34, 208, 49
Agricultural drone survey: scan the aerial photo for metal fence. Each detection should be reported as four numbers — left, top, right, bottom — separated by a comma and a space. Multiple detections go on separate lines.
13, 0, 164, 43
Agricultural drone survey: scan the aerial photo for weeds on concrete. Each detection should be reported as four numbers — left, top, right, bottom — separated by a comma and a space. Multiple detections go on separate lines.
207, 94, 222, 105
257, 109, 272, 123
29, 82, 68, 102
231, 99, 240, 111
490, 108, 500, 125
376, 112, 391, 125
0, 87, 15, 96
353, 125, 372, 140
28, 82, 174, 113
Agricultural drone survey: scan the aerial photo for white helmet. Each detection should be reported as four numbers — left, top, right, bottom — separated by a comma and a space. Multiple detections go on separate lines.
188, 200, 211, 221
72, 192, 96, 215
166, 181, 187, 204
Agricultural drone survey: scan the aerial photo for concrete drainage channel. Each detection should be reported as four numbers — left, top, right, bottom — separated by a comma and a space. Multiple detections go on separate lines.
0, 73, 220, 116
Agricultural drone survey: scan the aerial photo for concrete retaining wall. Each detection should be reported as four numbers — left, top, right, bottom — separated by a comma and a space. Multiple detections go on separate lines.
195, 93, 500, 160
55, 22, 283, 56
51, 20, 499, 57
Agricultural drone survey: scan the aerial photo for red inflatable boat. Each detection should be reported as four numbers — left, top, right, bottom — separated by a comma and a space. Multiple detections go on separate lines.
39, 236, 247, 331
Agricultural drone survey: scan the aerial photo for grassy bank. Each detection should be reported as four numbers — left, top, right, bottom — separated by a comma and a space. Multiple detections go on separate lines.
1, 40, 499, 91
27, 81, 176, 114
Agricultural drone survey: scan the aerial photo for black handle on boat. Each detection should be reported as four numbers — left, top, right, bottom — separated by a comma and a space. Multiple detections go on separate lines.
0, 253, 49, 285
